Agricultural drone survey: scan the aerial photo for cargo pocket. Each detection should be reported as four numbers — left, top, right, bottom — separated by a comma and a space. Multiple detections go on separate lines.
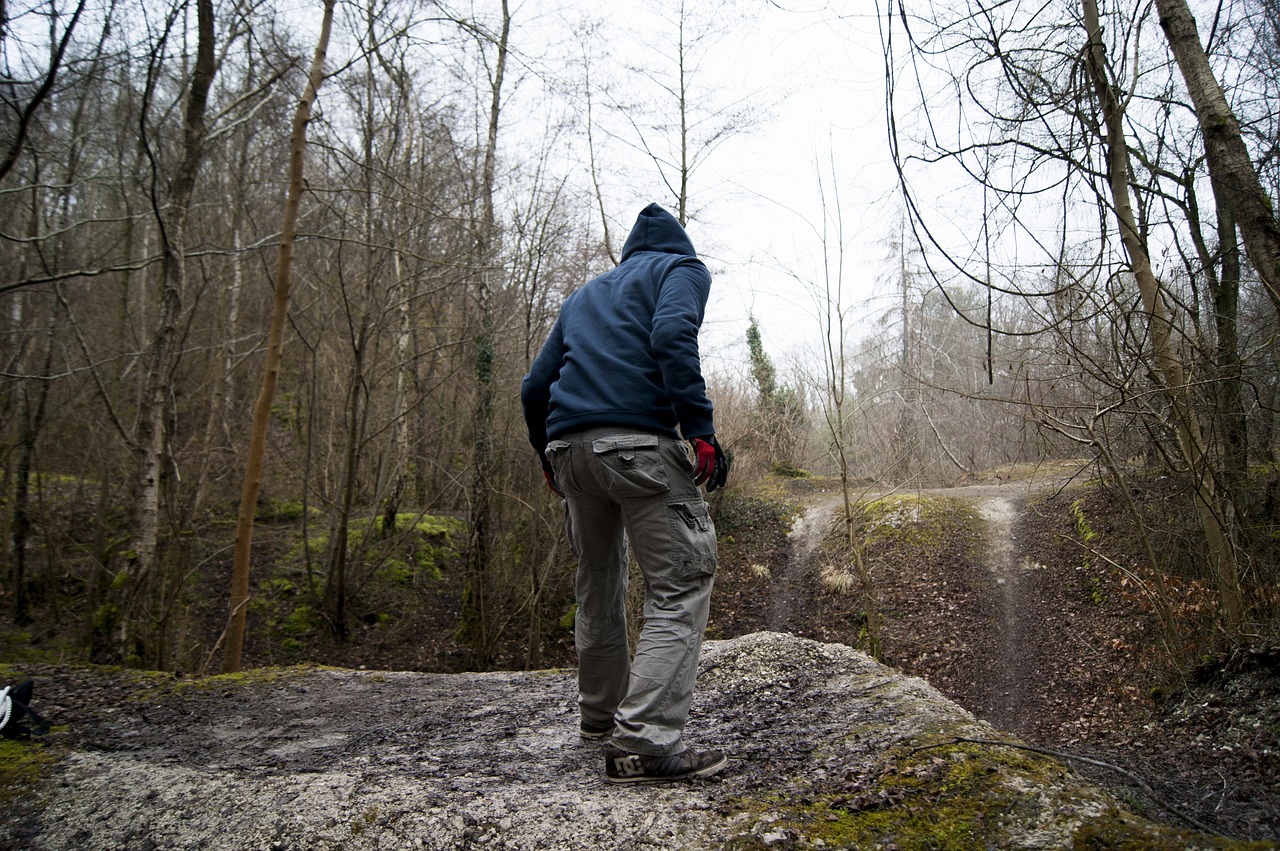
592, 435, 670, 497
669, 500, 717, 580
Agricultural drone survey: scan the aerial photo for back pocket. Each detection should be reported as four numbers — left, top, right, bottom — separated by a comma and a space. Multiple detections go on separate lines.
545, 439, 577, 495
592, 435, 670, 497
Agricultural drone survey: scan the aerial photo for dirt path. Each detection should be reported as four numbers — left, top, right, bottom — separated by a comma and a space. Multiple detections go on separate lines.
966, 492, 1036, 735
769, 480, 1067, 739
942, 480, 1077, 739
767, 496, 839, 633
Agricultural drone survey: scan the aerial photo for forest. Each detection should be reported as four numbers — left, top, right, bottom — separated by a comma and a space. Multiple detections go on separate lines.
1, 0, 1278, 684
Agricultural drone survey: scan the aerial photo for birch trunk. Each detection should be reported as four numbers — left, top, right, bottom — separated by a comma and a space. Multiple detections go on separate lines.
118, 0, 217, 663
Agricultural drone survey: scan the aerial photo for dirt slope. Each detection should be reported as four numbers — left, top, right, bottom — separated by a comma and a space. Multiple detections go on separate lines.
745, 475, 1279, 843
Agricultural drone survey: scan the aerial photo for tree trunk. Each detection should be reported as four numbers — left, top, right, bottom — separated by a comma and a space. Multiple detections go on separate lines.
222, 0, 336, 673
461, 0, 510, 669
323, 351, 369, 640
1154, 0, 1280, 317
1208, 184, 1249, 524
117, 0, 217, 664
11, 307, 59, 625
1081, 0, 1243, 635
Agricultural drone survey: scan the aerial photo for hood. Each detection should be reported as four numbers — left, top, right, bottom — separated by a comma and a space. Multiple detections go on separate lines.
619, 203, 697, 262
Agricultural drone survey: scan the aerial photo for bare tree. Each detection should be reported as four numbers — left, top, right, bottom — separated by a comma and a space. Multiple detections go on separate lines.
113, 0, 219, 663
457, 0, 510, 668
804, 155, 883, 660
220, 0, 335, 673
0, 0, 91, 183
882, 0, 1268, 637
1156, 0, 1280, 310
1082, 0, 1241, 631
606, 0, 762, 224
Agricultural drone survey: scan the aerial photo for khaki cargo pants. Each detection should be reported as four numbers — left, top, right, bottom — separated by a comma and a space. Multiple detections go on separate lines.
545, 428, 717, 757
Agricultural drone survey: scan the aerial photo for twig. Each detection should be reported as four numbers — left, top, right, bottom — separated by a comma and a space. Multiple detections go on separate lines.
199, 597, 248, 676
912, 737, 1224, 837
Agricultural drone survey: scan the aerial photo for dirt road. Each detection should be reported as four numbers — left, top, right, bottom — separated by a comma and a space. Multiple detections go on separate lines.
768, 478, 1073, 738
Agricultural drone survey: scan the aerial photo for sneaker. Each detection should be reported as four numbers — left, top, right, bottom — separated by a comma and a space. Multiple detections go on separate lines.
604, 743, 728, 784
580, 722, 614, 741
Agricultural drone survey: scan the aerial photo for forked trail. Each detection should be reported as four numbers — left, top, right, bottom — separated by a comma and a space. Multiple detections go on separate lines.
770, 478, 1068, 738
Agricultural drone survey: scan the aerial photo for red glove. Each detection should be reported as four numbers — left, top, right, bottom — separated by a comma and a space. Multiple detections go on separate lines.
688, 436, 729, 491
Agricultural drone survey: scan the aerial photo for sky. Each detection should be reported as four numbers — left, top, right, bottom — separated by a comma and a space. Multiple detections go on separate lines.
694, 7, 901, 373
507, 2, 904, 384
263, 0, 905, 384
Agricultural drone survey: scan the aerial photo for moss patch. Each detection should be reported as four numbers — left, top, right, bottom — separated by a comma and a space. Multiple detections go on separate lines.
726, 736, 1252, 849
0, 738, 59, 805
739, 471, 837, 506
0, 630, 80, 668
104, 664, 335, 704
859, 494, 981, 553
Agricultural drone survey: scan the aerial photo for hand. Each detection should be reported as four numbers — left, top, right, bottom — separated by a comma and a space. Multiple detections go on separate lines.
689, 436, 729, 492
540, 456, 563, 496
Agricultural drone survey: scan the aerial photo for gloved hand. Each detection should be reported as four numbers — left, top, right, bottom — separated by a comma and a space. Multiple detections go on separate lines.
689, 436, 729, 492
540, 455, 563, 497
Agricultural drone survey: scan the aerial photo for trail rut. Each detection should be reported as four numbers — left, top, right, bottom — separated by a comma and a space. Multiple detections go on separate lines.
770, 480, 1065, 738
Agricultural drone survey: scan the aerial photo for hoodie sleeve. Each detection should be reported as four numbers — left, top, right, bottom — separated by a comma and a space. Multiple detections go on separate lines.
520, 317, 566, 456
650, 259, 716, 439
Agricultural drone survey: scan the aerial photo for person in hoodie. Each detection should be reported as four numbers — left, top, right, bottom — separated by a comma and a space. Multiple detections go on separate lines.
521, 203, 729, 784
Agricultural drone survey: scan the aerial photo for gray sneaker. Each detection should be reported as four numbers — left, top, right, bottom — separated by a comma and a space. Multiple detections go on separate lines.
604, 743, 728, 784
580, 722, 614, 741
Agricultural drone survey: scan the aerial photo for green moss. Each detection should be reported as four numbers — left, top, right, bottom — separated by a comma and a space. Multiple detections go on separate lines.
740, 471, 822, 507
264, 577, 297, 595
0, 631, 69, 667
1070, 499, 1110, 604
281, 513, 461, 581
93, 602, 122, 635
724, 737, 1252, 850
1071, 499, 1099, 546
1069, 808, 1266, 850
279, 605, 318, 637
257, 499, 321, 524
384, 513, 461, 539
87, 665, 327, 704
377, 558, 413, 585
860, 494, 980, 552
715, 491, 802, 541
284, 532, 330, 564
0, 739, 59, 804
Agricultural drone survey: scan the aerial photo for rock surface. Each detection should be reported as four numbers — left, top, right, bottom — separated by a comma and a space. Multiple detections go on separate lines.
2, 632, 1230, 849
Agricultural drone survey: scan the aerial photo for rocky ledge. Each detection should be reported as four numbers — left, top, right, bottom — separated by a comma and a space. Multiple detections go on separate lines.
1, 632, 1242, 849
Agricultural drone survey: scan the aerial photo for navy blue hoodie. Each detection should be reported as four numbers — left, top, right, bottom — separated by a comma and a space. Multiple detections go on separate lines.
521, 204, 715, 455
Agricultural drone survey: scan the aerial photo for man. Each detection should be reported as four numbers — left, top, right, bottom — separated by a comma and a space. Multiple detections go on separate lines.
521, 203, 729, 784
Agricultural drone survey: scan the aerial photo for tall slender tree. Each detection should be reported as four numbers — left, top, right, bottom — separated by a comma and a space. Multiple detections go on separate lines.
223, 0, 336, 673
1155, 0, 1280, 310
1081, 0, 1242, 632
459, 0, 510, 668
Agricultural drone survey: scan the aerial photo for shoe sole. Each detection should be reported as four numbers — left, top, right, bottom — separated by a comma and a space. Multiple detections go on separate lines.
605, 752, 728, 784
580, 729, 612, 741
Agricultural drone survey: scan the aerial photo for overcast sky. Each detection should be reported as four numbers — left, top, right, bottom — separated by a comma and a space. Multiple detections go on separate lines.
503, 2, 902, 383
